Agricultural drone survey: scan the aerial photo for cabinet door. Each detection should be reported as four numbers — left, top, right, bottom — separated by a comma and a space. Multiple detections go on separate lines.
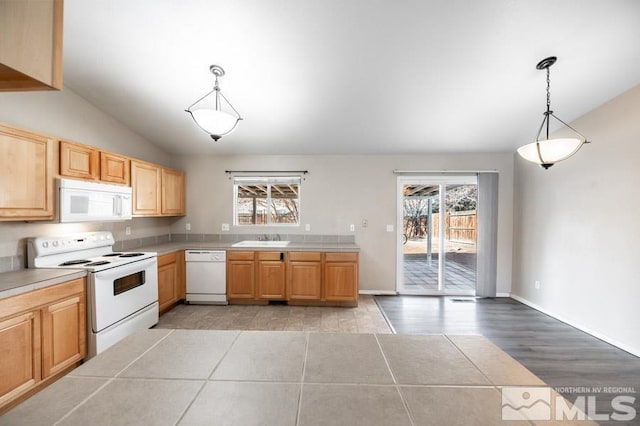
59, 140, 99, 180
41, 293, 86, 378
131, 160, 161, 216
227, 260, 255, 299
324, 253, 359, 302
0, 123, 54, 220
257, 252, 285, 299
0, 311, 41, 407
176, 250, 186, 300
100, 151, 130, 185
161, 168, 185, 216
0, 0, 63, 91
288, 261, 322, 300
158, 254, 178, 313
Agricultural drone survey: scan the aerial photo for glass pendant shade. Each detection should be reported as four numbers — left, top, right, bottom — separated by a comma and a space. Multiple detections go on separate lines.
190, 108, 240, 140
517, 56, 589, 169
185, 65, 242, 142
517, 138, 583, 169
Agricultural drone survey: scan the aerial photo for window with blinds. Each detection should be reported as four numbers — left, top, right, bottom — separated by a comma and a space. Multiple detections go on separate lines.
233, 176, 301, 226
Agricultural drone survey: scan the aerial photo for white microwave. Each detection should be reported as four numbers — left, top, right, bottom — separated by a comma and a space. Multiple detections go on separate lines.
59, 178, 132, 223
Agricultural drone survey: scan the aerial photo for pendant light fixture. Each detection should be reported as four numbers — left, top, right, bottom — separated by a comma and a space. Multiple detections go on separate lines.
185, 65, 242, 141
517, 56, 590, 169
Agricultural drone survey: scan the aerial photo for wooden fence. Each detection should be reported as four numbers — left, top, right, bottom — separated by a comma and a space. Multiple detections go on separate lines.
403, 210, 477, 244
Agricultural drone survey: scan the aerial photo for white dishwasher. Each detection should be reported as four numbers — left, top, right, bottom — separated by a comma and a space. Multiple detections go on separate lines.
185, 250, 227, 304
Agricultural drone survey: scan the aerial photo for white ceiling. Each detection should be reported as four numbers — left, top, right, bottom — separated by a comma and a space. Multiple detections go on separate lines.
63, 0, 640, 155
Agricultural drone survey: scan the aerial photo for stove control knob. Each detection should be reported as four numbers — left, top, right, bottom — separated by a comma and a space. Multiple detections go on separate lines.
52, 241, 59, 247
42, 242, 49, 248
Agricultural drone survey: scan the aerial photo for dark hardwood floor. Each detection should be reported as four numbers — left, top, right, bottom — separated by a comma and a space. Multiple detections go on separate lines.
375, 295, 640, 425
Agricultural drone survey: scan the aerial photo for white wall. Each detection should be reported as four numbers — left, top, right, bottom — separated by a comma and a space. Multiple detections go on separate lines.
0, 87, 174, 261
172, 154, 514, 294
512, 84, 640, 356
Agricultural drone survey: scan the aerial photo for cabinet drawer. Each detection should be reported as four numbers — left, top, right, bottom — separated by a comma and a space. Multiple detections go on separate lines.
288, 252, 321, 262
158, 252, 177, 267
227, 251, 255, 261
257, 251, 284, 261
325, 252, 358, 262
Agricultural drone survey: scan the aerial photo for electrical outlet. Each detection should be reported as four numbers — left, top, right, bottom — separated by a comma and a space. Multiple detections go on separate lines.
349, 224, 355, 232
185, 223, 191, 231
221, 223, 230, 232
386, 224, 394, 232
305, 224, 311, 231
125, 226, 131, 236
535, 280, 541, 290
362, 219, 368, 228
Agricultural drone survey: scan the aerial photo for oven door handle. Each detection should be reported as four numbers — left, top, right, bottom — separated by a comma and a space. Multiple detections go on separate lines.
93, 256, 157, 280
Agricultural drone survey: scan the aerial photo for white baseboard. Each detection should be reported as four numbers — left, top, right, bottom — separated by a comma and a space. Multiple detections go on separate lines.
510, 294, 640, 358
359, 290, 397, 295
496, 292, 510, 297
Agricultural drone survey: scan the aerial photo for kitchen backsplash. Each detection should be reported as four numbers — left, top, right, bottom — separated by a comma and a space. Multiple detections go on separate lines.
169, 233, 356, 243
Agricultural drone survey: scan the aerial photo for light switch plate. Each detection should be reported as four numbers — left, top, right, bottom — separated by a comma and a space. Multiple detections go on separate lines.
221, 223, 230, 232
185, 223, 191, 231
349, 224, 355, 232
386, 224, 394, 232
125, 226, 131, 236
305, 224, 311, 231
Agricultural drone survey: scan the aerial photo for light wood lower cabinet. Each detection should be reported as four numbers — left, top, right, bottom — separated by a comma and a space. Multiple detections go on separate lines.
157, 252, 185, 314
227, 251, 256, 300
0, 311, 40, 409
324, 253, 359, 302
257, 252, 286, 299
287, 252, 322, 301
0, 277, 86, 413
227, 251, 358, 306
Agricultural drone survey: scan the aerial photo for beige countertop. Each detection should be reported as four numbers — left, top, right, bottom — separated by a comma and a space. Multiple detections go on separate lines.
0, 241, 358, 301
138, 241, 360, 256
0, 269, 87, 300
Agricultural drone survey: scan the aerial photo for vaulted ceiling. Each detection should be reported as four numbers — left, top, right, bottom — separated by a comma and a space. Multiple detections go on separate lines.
63, 0, 640, 155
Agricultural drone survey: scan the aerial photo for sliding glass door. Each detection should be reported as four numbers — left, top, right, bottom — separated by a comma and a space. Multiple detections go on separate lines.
397, 176, 478, 295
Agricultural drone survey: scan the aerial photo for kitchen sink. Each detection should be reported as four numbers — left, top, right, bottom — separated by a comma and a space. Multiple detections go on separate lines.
232, 240, 291, 248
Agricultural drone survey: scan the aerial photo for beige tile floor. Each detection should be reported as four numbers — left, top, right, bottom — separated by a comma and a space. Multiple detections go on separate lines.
155, 295, 392, 333
2, 329, 595, 425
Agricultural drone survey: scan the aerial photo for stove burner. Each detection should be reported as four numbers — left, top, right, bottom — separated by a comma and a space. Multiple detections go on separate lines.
103, 253, 124, 257
120, 253, 144, 258
85, 261, 111, 266
59, 259, 91, 266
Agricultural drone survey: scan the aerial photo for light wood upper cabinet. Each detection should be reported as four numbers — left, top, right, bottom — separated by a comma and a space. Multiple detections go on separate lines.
59, 141, 130, 186
0, 277, 86, 413
0, 122, 54, 221
0, 0, 63, 91
131, 160, 161, 216
99, 151, 130, 185
59, 140, 99, 180
161, 168, 185, 216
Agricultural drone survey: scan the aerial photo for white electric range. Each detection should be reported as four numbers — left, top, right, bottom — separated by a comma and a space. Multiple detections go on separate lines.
27, 231, 159, 358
